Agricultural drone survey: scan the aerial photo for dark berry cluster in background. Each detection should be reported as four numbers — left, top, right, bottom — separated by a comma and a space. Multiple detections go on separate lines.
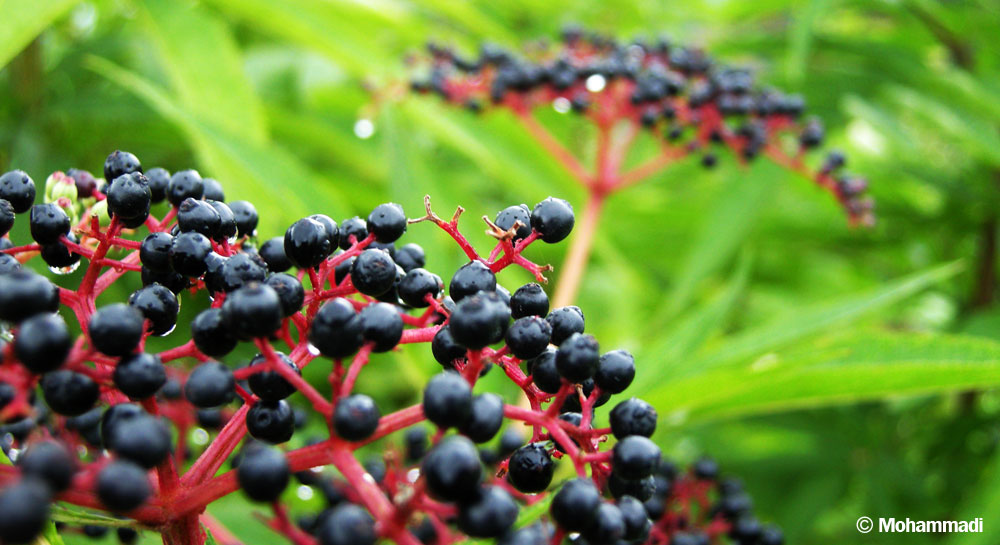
408, 26, 873, 226
0, 152, 780, 545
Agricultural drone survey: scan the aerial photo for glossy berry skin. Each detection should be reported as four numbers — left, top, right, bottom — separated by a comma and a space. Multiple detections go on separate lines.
367, 202, 407, 242
176, 198, 222, 239
99, 403, 144, 448
495, 204, 532, 241
113, 353, 167, 399
421, 435, 482, 501
458, 485, 519, 538
211, 202, 237, 240
191, 308, 238, 357
309, 298, 364, 359
358, 302, 403, 352
338, 216, 368, 249
140, 232, 173, 273
0, 170, 36, 212
167, 170, 204, 206
431, 326, 466, 369
211, 252, 266, 293
246, 352, 299, 401
609, 397, 657, 439
422, 372, 472, 428
108, 414, 171, 468
221, 282, 282, 340
394, 243, 425, 272
317, 503, 376, 545
184, 361, 235, 408
527, 348, 562, 394
546, 306, 584, 345
97, 460, 151, 512
18, 441, 75, 492
142, 265, 188, 292
0, 478, 51, 544
28, 203, 70, 244
202, 178, 225, 202
103, 150, 142, 181
398, 268, 442, 308
144, 167, 170, 203
0, 271, 59, 323
259, 237, 292, 272
595, 349, 635, 394
350, 249, 397, 296
89, 303, 144, 357
0, 252, 20, 274
107, 173, 152, 225
284, 217, 332, 269
15, 313, 71, 374
237, 445, 289, 502
505, 316, 552, 360
530, 197, 574, 243
334, 394, 381, 441
507, 443, 554, 493
40, 234, 81, 269
618, 496, 652, 540
0, 199, 14, 237
247, 400, 295, 443
229, 200, 259, 238
511, 283, 549, 319
583, 503, 626, 545
458, 393, 504, 443
449, 261, 496, 302
555, 333, 600, 383
612, 436, 662, 480
308, 214, 340, 250
449, 291, 510, 349
550, 478, 601, 531
128, 284, 180, 336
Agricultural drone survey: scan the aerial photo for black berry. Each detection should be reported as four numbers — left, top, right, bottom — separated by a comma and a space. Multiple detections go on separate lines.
530, 197, 574, 243
507, 443, 554, 493
167, 170, 204, 206
221, 282, 282, 340
247, 399, 295, 443
113, 353, 167, 400
0, 170, 37, 213
421, 435, 482, 501
458, 393, 504, 443
546, 306, 584, 345
309, 298, 364, 359
550, 478, 601, 531
449, 261, 496, 302
367, 202, 407, 242
334, 394, 381, 441
128, 284, 179, 336
609, 397, 657, 439
237, 445, 289, 502
184, 361, 235, 408
97, 460, 151, 512
29, 203, 70, 245
422, 372, 472, 428
15, 313, 71, 374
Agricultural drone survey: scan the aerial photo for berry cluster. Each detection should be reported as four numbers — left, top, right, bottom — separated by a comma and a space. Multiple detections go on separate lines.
409, 28, 871, 224
0, 151, 779, 545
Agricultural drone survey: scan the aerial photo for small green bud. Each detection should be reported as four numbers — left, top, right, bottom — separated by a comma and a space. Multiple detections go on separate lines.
90, 199, 111, 227
45, 171, 78, 204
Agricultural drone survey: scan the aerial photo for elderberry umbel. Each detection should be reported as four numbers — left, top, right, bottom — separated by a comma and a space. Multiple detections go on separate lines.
409, 29, 872, 226
0, 152, 780, 545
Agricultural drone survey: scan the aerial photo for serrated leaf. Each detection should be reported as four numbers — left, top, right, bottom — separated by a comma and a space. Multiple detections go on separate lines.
84, 55, 347, 234
649, 331, 1000, 425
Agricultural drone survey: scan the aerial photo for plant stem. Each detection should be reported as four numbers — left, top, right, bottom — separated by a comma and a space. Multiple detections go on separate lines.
552, 192, 606, 308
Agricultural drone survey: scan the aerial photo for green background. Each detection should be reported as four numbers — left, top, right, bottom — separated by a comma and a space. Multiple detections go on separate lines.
3, 0, 1000, 544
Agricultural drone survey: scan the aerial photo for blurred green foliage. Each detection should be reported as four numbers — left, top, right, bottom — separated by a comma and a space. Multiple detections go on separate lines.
3, 0, 1000, 543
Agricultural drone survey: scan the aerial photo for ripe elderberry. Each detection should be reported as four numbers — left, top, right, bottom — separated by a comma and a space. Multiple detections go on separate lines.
0, 155, 783, 545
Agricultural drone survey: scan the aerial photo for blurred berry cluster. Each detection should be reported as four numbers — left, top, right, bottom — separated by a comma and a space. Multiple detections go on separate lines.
409, 27, 872, 226
0, 151, 779, 545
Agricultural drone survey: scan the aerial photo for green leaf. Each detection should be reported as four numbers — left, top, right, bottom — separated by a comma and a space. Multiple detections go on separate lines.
656, 166, 776, 321
0, 0, 81, 69
634, 249, 753, 387
139, 0, 268, 144
41, 520, 66, 545
84, 55, 347, 233
649, 332, 1000, 425
50, 504, 143, 529
691, 260, 965, 371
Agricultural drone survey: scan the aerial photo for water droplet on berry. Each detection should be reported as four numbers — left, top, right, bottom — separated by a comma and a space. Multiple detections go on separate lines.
406, 468, 420, 483
296, 485, 314, 501
228, 235, 238, 245
354, 119, 375, 139
362, 472, 376, 484
585, 74, 606, 93
307, 343, 320, 356
6, 448, 20, 463
158, 323, 177, 337
48, 262, 81, 275
553, 97, 571, 114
